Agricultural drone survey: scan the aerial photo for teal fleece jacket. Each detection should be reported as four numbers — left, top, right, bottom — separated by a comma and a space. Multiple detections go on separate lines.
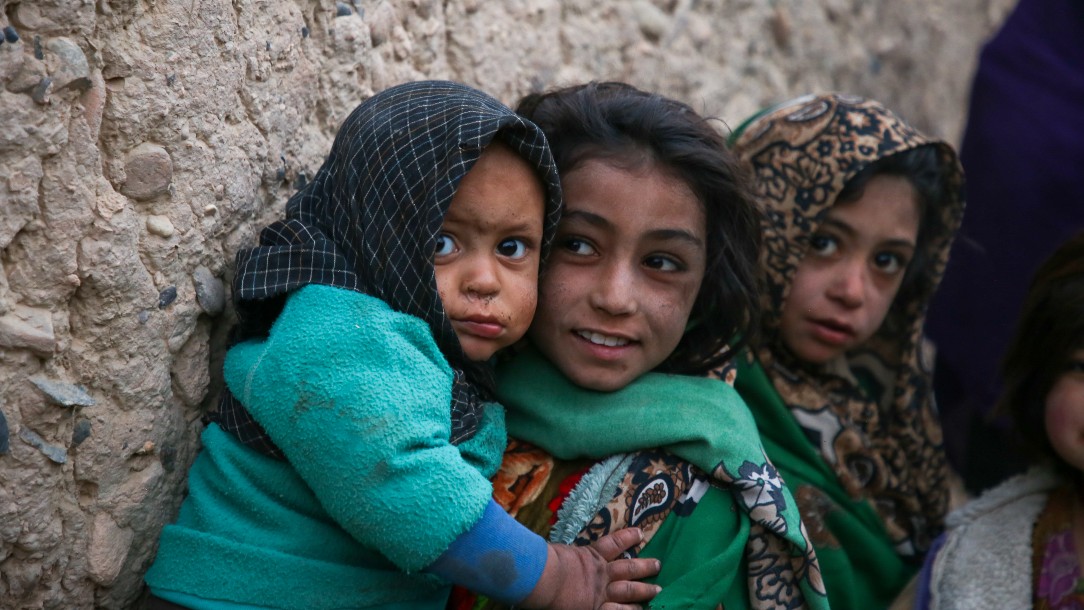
145, 284, 507, 609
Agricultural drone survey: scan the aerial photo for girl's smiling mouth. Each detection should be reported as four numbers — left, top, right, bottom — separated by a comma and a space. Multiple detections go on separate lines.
575, 329, 634, 348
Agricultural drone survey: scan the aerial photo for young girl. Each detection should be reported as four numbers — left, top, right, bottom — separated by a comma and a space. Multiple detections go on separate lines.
144, 80, 659, 610
727, 93, 965, 609
917, 231, 1084, 609
454, 82, 830, 610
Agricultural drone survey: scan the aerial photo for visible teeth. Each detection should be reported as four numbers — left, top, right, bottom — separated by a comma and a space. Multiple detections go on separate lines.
577, 330, 629, 347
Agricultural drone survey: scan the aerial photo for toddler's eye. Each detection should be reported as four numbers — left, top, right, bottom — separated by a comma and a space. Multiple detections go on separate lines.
562, 237, 596, 256
434, 234, 456, 257
809, 234, 838, 256
873, 251, 906, 274
497, 238, 529, 259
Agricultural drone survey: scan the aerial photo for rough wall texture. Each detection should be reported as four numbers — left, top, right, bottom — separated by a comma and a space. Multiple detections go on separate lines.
0, 0, 1012, 607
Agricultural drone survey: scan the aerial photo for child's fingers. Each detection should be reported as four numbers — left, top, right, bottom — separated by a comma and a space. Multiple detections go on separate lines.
608, 556, 661, 582
590, 527, 644, 560
606, 579, 662, 604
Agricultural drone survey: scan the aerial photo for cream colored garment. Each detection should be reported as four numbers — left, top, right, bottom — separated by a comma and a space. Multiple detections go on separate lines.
927, 467, 1062, 610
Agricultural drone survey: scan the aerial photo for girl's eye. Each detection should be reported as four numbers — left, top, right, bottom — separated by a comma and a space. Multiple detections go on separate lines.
1066, 351, 1084, 374
496, 238, 529, 260
644, 254, 682, 272
873, 251, 907, 274
561, 237, 597, 257
809, 234, 838, 257
434, 234, 456, 257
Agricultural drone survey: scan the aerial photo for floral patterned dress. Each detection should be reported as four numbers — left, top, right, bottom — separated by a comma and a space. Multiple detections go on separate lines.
477, 346, 829, 610
1035, 485, 1084, 609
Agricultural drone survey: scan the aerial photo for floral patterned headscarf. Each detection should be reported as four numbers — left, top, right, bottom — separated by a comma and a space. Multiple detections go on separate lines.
730, 93, 965, 556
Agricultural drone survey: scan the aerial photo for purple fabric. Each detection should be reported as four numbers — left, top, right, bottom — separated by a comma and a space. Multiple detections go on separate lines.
925, 0, 1084, 491
913, 531, 946, 610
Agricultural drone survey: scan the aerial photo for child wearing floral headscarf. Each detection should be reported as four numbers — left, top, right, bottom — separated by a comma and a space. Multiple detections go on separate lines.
729, 93, 965, 609
143, 80, 658, 610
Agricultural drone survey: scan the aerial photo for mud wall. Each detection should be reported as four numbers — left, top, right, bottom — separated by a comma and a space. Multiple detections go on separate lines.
0, 0, 1011, 607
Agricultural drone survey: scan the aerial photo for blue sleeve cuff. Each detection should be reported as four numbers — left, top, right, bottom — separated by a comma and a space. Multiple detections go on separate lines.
424, 499, 548, 603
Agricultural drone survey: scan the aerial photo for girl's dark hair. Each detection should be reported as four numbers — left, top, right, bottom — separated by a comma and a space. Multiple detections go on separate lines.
996, 231, 1084, 467
836, 144, 945, 308
516, 81, 762, 374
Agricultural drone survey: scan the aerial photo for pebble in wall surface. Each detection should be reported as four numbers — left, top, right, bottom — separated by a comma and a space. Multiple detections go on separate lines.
46, 37, 91, 92
19, 426, 67, 464
0, 409, 9, 454
31, 76, 52, 104
122, 143, 174, 201
72, 418, 91, 446
146, 215, 175, 238
158, 286, 178, 309
30, 377, 96, 407
193, 266, 225, 316
0, 304, 57, 355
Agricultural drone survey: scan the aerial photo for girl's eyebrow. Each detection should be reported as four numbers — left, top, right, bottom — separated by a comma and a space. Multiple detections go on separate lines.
820, 217, 858, 238
563, 210, 704, 247
646, 228, 704, 247
562, 209, 611, 229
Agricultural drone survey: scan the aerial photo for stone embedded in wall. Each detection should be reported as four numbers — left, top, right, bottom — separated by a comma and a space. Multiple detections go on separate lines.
30, 75, 52, 104
0, 303, 56, 355
192, 266, 225, 316
18, 425, 67, 463
158, 286, 178, 309
5, 53, 44, 94
86, 512, 133, 586
0, 409, 9, 454
11, 1, 96, 37
368, 1, 398, 47
0, 32, 26, 86
146, 215, 176, 238
631, 0, 669, 41
30, 377, 96, 408
72, 418, 91, 446
121, 143, 173, 201
45, 37, 90, 92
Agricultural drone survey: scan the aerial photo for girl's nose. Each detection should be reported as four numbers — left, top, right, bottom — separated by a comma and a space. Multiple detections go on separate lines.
589, 263, 638, 316
826, 261, 865, 308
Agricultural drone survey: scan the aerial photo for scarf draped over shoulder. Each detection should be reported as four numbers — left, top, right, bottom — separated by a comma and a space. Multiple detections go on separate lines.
213, 81, 562, 456
498, 346, 830, 609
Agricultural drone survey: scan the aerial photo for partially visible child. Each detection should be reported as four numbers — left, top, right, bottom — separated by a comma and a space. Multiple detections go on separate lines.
144, 80, 658, 610
917, 231, 1084, 609
454, 82, 830, 610
727, 93, 966, 609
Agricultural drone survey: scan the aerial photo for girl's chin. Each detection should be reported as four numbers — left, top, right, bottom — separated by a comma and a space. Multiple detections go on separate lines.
788, 340, 846, 367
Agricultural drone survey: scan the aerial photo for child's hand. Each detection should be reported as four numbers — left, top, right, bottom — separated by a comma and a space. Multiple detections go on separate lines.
591, 527, 663, 607
519, 527, 662, 610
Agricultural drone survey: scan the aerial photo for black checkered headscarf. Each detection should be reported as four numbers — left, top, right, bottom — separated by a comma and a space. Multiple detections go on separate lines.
212, 81, 563, 457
